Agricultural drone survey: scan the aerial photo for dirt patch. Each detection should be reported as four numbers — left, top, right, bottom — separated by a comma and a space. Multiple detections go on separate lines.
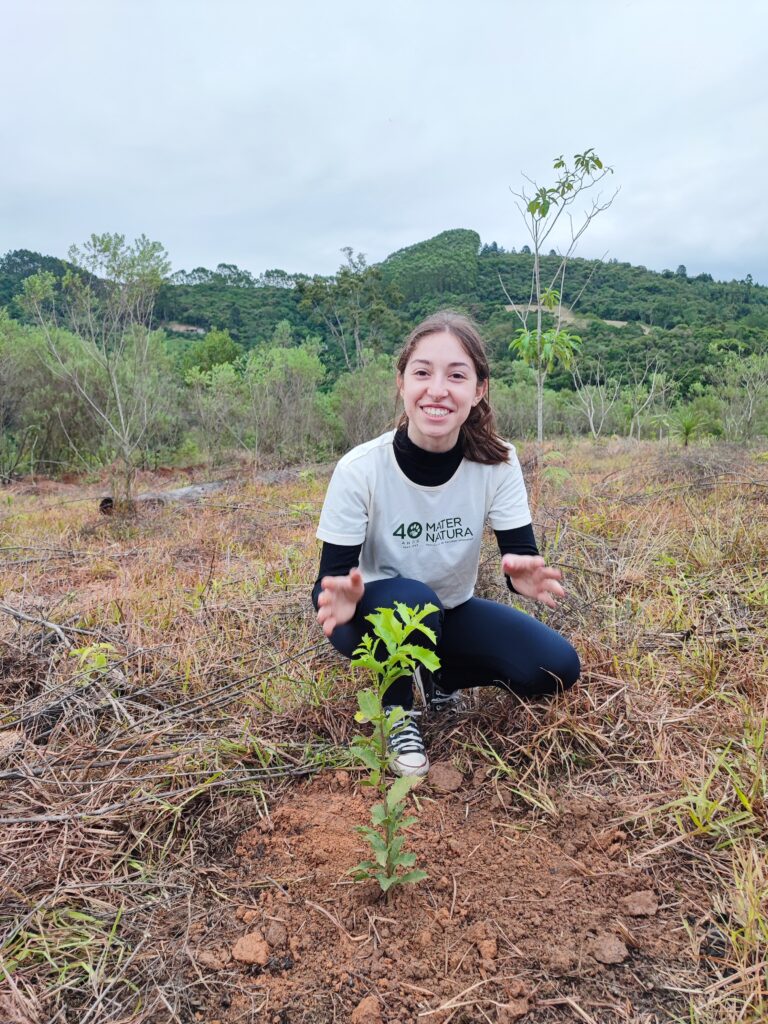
5, 451, 763, 1022
188, 773, 697, 1022
428, 760, 464, 793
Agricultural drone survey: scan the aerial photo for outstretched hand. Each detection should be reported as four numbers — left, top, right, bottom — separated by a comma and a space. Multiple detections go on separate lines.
316, 568, 365, 637
501, 554, 565, 609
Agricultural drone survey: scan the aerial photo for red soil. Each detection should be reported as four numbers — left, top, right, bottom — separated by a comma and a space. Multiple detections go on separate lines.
187, 768, 699, 1023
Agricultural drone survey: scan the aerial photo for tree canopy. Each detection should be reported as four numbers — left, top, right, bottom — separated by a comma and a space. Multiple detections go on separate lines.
4, 233, 765, 390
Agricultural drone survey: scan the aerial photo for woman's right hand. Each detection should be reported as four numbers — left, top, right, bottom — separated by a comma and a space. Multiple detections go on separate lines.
316, 568, 365, 637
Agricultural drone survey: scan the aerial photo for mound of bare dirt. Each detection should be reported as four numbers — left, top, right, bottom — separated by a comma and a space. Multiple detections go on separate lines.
187, 771, 695, 1023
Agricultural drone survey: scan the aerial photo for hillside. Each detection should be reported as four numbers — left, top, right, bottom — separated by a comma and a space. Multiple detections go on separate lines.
2, 233, 766, 395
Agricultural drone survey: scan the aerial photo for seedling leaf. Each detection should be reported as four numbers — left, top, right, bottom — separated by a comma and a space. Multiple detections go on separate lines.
398, 870, 428, 885
387, 774, 416, 809
347, 603, 438, 897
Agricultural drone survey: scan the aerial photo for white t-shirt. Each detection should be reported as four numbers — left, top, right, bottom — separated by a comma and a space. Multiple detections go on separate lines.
316, 431, 531, 608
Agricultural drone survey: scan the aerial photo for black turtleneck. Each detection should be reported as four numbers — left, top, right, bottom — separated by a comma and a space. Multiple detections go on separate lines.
312, 428, 538, 607
392, 426, 465, 485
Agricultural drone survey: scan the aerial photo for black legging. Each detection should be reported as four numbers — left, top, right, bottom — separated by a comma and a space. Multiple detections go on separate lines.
327, 577, 580, 709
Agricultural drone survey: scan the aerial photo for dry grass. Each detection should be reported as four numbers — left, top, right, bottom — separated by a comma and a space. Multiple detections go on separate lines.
0, 442, 766, 1023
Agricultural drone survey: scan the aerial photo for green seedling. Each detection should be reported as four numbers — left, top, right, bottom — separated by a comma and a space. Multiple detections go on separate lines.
349, 602, 440, 894
69, 642, 117, 686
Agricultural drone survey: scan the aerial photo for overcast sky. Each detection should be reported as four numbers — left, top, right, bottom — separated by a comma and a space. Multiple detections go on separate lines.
3, 0, 767, 284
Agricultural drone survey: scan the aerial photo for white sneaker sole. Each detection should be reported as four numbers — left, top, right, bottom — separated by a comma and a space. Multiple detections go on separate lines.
392, 754, 430, 778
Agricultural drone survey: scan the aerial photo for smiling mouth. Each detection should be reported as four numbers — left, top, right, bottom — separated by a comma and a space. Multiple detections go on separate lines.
422, 406, 451, 419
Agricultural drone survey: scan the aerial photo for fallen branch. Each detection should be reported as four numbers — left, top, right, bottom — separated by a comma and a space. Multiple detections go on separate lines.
99, 481, 227, 515
0, 601, 76, 648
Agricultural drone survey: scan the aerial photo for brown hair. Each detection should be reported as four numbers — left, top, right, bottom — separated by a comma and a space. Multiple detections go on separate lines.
395, 310, 509, 464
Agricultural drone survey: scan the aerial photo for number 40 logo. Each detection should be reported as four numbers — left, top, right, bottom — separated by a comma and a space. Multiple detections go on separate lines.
393, 521, 423, 540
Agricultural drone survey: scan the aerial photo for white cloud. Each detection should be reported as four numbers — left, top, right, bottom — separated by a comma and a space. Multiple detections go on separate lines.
2, 0, 767, 283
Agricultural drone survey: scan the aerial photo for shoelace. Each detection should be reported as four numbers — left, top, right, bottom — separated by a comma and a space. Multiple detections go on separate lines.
414, 667, 461, 714
385, 709, 425, 755
429, 687, 461, 711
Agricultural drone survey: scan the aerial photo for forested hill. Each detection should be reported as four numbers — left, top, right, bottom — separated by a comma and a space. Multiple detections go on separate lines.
2, 229, 767, 392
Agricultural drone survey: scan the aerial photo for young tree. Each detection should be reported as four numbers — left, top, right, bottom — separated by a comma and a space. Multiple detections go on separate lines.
719, 353, 768, 441
21, 233, 171, 508
270, 319, 294, 348
183, 327, 243, 373
185, 361, 250, 466
667, 406, 705, 447
506, 149, 617, 443
0, 312, 39, 481
297, 248, 398, 372
490, 363, 539, 440
331, 352, 398, 449
248, 342, 329, 461
571, 358, 622, 439
0, 311, 114, 476
624, 358, 674, 440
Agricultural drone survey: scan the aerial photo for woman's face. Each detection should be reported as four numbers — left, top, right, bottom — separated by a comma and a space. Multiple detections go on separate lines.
397, 330, 487, 452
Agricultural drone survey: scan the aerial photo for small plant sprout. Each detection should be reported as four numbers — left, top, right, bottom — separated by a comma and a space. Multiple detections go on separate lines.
349, 602, 440, 894
69, 642, 117, 686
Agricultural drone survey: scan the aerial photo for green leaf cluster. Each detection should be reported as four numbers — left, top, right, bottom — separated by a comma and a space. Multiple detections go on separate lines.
510, 326, 581, 376
348, 603, 439, 895
69, 642, 118, 686
351, 772, 427, 892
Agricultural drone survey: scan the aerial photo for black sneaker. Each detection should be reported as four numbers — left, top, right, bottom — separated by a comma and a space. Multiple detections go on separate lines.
383, 706, 429, 777
430, 685, 462, 714
414, 667, 462, 715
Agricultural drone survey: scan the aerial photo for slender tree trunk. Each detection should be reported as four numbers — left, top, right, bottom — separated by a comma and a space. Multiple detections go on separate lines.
537, 368, 544, 444
534, 246, 544, 445
110, 454, 136, 515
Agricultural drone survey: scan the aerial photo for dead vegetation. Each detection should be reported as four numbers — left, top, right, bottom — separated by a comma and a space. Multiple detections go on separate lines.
0, 442, 766, 1023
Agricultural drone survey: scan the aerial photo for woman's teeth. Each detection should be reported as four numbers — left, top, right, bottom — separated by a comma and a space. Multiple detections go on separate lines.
423, 407, 449, 418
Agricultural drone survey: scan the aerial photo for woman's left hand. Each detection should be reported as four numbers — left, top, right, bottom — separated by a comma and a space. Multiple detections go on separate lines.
501, 554, 565, 608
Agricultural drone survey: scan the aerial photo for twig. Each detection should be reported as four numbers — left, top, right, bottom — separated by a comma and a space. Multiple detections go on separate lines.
538, 996, 600, 1023
418, 977, 516, 1016
305, 899, 367, 942
399, 981, 436, 997
0, 601, 75, 648
0, 764, 318, 825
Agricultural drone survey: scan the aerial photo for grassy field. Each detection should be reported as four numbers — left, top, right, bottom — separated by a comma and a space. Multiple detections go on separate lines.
0, 441, 766, 1023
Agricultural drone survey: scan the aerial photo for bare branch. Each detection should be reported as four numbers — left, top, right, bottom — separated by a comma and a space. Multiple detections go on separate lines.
572, 359, 622, 438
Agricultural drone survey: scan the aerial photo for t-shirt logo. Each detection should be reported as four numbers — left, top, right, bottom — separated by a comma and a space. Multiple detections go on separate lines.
392, 517, 473, 546
393, 522, 423, 539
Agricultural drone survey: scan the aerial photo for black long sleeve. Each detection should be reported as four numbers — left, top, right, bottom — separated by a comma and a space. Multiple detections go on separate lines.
311, 542, 362, 610
495, 522, 539, 595
495, 522, 539, 558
